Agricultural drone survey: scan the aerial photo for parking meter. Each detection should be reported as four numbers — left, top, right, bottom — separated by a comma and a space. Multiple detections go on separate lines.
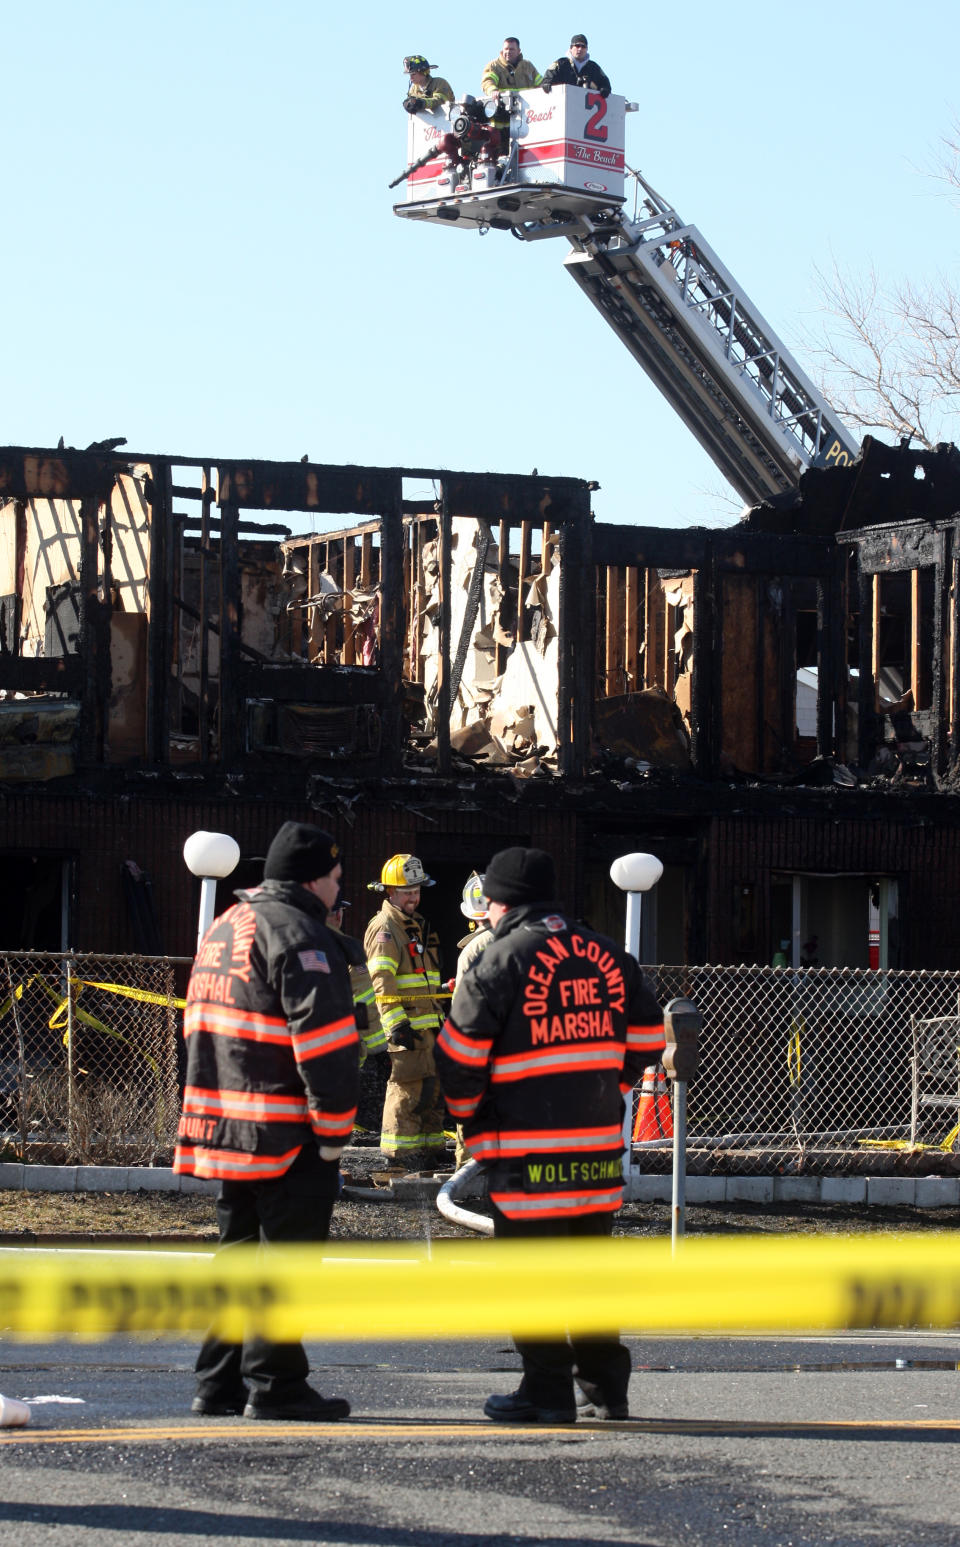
662, 996, 701, 1083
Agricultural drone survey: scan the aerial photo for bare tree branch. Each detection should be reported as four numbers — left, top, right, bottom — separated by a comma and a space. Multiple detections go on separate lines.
802, 129, 960, 450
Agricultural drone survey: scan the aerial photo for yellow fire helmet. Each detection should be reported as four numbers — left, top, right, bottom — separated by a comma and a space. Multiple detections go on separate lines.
368, 853, 436, 892
460, 871, 489, 920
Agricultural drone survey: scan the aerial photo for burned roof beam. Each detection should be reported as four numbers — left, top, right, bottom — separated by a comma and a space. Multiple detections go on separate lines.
593, 524, 833, 575
0, 447, 118, 502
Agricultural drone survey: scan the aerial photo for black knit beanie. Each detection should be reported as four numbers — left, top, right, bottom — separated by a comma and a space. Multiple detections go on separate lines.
483, 846, 556, 906
263, 822, 340, 882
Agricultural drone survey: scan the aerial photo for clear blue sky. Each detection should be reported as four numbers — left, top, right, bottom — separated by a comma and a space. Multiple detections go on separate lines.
3, 1, 957, 529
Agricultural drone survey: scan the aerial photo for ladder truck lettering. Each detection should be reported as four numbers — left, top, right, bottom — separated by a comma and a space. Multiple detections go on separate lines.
584, 93, 608, 142
821, 437, 853, 469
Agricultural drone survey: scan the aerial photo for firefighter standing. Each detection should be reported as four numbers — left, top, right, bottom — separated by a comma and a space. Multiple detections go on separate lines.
174, 821, 359, 1423
364, 853, 446, 1170
436, 846, 665, 1424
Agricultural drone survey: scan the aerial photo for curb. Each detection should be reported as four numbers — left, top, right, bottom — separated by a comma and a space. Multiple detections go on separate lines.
622, 1173, 960, 1208
0, 1164, 217, 1196
2, 1167, 959, 1209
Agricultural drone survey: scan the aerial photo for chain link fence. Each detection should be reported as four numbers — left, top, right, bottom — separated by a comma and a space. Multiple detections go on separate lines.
0, 953, 183, 1165
634, 965, 960, 1174
4, 953, 960, 1177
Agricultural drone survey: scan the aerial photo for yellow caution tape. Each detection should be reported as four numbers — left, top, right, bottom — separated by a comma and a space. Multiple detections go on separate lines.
1, 1234, 960, 1341
375, 993, 453, 1004
76, 981, 187, 1011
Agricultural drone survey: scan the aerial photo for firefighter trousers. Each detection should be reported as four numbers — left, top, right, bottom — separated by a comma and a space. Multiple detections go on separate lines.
490, 1202, 631, 1414
195, 1145, 338, 1405
380, 1070, 446, 1162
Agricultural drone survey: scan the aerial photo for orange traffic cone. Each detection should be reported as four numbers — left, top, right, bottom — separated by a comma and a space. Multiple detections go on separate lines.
633, 1065, 673, 1142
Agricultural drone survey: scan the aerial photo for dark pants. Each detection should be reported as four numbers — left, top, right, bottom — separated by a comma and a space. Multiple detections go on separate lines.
195, 1145, 337, 1404
491, 1202, 631, 1414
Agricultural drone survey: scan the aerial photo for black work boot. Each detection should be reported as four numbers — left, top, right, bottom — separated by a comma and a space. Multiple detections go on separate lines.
244, 1388, 351, 1422
483, 1390, 576, 1424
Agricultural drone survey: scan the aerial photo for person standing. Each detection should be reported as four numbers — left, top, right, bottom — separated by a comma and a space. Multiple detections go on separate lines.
174, 821, 359, 1423
435, 846, 665, 1423
540, 34, 612, 97
480, 36, 542, 97
364, 853, 446, 1171
452, 871, 493, 1170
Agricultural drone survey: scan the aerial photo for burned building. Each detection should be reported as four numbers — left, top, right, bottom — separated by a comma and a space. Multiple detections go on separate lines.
2, 436, 960, 973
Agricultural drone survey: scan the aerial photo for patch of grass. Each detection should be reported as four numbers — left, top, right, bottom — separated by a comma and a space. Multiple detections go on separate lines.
0, 1188, 217, 1237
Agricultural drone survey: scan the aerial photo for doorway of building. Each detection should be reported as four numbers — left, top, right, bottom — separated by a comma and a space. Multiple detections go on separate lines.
0, 854, 70, 950
770, 873, 898, 969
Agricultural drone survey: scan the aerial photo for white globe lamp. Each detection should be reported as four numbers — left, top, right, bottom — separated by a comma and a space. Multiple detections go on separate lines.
609, 851, 663, 962
183, 831, 241, 949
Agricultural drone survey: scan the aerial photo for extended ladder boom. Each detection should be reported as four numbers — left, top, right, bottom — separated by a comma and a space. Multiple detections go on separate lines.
393, 91, 858, 505
552, 174, 857, 504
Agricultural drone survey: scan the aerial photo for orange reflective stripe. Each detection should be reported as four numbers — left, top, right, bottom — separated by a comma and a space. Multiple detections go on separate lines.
309, 1106, 358, 1137
491, 1046, 624, 1082
185, 1144, 302, 1181
291, 1016, 358, 1062
184, 1003, 289, 1045
490, 1188, 622, 1218
438, 1021, 491, 1066
444, 1094, 479, 1119
628, 1022, 666, 1051
182, 1085, 309, 1123
491, 1127, 623, 1152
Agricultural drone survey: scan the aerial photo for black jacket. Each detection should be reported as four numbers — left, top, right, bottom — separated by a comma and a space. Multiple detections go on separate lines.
541, 56, 611, 96
173, 880, 360, 1183
436, 902, 663, 1219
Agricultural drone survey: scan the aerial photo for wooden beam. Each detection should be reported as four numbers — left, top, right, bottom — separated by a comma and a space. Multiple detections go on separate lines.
625, 566, 639, 692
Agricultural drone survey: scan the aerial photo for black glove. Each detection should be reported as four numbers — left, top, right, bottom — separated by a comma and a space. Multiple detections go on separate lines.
600, 86, 611, 99
540, 80, 552, 93
403, 96, 423, 114
354, 1001, 370, 1032
392, 1020, 419, 1051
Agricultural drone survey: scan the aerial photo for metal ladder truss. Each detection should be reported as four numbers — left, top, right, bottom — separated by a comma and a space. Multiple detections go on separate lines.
551, 186, 858, 506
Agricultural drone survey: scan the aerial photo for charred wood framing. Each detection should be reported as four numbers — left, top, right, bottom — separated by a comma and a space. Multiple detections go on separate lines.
145, 460, 173, 765
378, 492, 405, 775
4, 436, 960, 797
218, 497, 242, 765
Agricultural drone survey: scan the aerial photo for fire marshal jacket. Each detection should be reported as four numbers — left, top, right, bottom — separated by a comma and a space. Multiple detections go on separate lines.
364, 900, 443, 1082
435, 902, 664, 1220
173, 880, 360, 1183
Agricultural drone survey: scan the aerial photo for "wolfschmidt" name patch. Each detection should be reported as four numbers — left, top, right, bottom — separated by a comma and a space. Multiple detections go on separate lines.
522, 1153, 622, 1192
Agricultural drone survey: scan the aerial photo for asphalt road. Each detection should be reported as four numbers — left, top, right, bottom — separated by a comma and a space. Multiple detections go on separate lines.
2, 1331, 960, 1546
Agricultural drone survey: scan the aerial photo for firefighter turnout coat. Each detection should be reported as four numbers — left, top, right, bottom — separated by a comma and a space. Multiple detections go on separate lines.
363, 900, 443, 1080
435, 903, 665, 1220
480, 54, 542, 95
326, 917, 387, 1066
173, 880, 360, 1183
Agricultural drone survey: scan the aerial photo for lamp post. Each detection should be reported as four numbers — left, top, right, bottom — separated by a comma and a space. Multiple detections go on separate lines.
609, 851, 664, 1193
183, 831, 241, 951
609, 852, 663, 961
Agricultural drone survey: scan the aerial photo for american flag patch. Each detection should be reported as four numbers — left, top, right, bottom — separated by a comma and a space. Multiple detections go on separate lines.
298, 949, 331, 973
